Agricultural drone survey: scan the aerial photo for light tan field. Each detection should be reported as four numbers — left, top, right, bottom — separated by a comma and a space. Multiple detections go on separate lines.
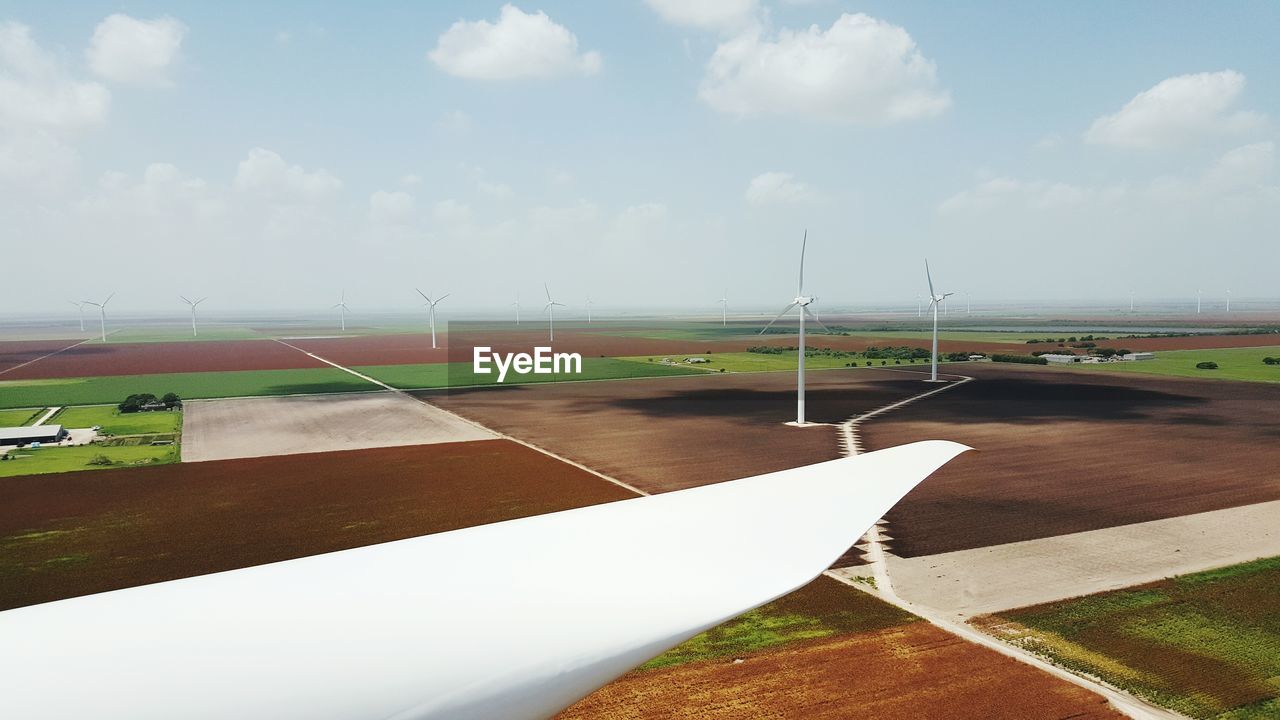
182, 391, 493, 462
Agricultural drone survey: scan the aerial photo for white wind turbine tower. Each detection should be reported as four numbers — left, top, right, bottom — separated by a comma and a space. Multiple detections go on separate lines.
759, 230, 829, 426
585, 295, 594, 323
543, 284, 565, 342
718, 290, 728, 327
416, 289, 450, 349
916, 295, 923, 318
70, 297, 88, 330
1226, 289, 1231, 313
966, 292, 972, 315
333, 291, 350, 332
180, 295, 207, 337
513, 291, 521, 325
924, 260, 954, 383
83, 293, 115, 343
1197, 289, 1202, 314
1129, 290, 1135, 312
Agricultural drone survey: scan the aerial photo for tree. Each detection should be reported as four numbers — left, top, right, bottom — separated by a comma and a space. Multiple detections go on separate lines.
162, 392, 181, 408
1196, 361, 1218, 370
118, 393, 158, 413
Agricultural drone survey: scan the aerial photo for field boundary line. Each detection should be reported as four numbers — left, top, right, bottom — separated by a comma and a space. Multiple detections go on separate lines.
0, 336, 100, 378
273, 340, 649, 498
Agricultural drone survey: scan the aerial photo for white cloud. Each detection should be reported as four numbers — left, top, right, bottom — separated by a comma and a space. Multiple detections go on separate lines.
700, 13, 950, 125
0, 21, 109, 129
0, 130, 78, 191
1085, 71, 1265, 149
745, 171, 813, 205
80, 162, 222, 225
433, 198, 472, 224
86, 14, 187, 87
234, 147, 341, 200
939, 177, 1107, 214
369, 190, 416, 225
645, 0, 759, 34
1034, 133, 1064, 150
401, 173, 423, 186
615, 202, 668, 228
429, 5, 601, 80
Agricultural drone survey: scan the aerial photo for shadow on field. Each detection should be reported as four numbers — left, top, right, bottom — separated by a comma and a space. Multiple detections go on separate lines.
598, 381, 927, 425
932, 377, 1207, 422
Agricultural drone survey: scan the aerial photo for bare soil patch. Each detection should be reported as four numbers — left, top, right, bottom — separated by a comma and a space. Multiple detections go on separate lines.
0, 439, 633, 611
182, 392, 493, 462
861, 363, 1280, 557
558, 617, 1124, 719
0, 339, 325, 380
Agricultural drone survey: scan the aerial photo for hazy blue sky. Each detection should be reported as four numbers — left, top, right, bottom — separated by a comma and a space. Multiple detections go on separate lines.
2, 1, 1277, 317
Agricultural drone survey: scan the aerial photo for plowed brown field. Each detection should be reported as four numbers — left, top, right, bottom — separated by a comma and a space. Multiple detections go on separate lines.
0, 338, 87, 375
0, 339, 325, 379
865, 363, 1280, 556
0, 439, 633, 610
420, 368, 928, 493
558, 619, 1123, 719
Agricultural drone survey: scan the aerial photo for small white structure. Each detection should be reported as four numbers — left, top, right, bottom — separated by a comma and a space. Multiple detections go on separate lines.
1040, 354, 1080, 364
1123, 352, 1155, 361
684, 357, 710, 364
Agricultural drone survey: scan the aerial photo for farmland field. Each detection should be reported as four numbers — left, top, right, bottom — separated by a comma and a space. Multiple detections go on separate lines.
979, 556, 1280, 718
354, 357, 704, 389
0, 367, 376, 409
0, 408, 40, 426
0, 439, 634, 610
423, 368, 930, 494
50, 405, 181, 435
861, 363, 1280, 557
1065, 346, 1280, 383
0, 338, 326, 380
561, 578, 1124, 719
0, 443, 178, 478
620, 351, 939, 374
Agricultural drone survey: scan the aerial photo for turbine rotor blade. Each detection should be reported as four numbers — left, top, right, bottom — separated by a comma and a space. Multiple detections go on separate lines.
803, 306, 831, 334
179, 295, 192, 305
759, 302, 799, 335
798, 229, 807, 295
415, 288, 430, 303
544, 283, 552, 302
925, 259, 935, 298
436, 293, 450, 304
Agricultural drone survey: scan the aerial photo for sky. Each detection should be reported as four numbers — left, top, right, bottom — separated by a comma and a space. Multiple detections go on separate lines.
1, 1, 1278, 318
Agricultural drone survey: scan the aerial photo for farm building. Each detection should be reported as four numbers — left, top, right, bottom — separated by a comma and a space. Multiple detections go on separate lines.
1040, 354, 1081, 364
0, 425, 66, 446
1123, 352, 1155, 361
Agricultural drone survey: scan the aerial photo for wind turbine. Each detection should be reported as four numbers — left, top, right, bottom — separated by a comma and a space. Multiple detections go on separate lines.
925, 261, 953, 383
416, 289, 450, 349
1226, 289, 1232, 313
70, 297, 88, 330
1197, 289, 1202, 314
333, 291, 350, 332
180, 296, 207, 337
513, 291, 521, 325
83, 293, 114, 343
543, 284, 565, 342
759, 230, 828, 426
585, 295, 594, 324
1129, 290, 1135, 313
966, 292, 972, 316
718, 290, 728, 327
916, 295, 923, 318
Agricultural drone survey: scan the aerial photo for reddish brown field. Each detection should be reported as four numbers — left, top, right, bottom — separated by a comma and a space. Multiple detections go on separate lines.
0, 338, 325, 379
1097, 333, 1280, 351
421, 368, 928, 493
0, 338, 87, 376
0, 439, 633, 610
863, 363, 1280, 557
558, 619, 1123, 720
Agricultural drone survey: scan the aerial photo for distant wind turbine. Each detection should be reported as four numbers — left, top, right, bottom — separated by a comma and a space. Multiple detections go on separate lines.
966, 292, 972, 316
544, 284, 565, 342
180, 295, 207, 337
1197, 289, 1202, 314
70, 300, 88, 332
513, 291, 520, 325
585, 295, 594, 324
1129, 290, 1135, 313
83, 293, 115, 343
759, 230, 829, 426
333, 290, 350, 332
718, 290, 728, 327
416, 289, 450, 349
1226, 289, 1231, 313
925, 261, 953, 383
916, 295, 923, 318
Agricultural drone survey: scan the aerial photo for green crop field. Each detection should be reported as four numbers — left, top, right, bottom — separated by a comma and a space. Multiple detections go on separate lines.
641, 576, 914, 670
1064, 346, 1280, 383
0, 443, 178, 478
50, 406, 181, 436
0, 368, 377, 409
987, 556, 1280, 718
0, 408, 42, 426
354, 357, 704, 389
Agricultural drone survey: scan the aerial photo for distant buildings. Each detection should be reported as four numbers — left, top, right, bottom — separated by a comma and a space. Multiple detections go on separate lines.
0, 425, 66, 447
1123, 352, 1155, 361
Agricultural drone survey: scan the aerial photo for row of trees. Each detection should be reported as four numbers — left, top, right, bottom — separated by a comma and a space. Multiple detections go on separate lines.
118, 393, 181, 413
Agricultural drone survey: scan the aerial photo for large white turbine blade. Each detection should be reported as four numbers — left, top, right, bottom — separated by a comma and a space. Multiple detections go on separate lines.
758, 302, 799, 335
180, 295, 192, 306
0, 441, 967, 720
925, 259, 935, 298
544, 283, 552, 302
942, 292, 955, 299
416, 288, 431, 303
797, 229, 807, 295
102, 292, 115, 307
803, 306, 831, 334
435, 293, 451, 305
196, 298, 207, 306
